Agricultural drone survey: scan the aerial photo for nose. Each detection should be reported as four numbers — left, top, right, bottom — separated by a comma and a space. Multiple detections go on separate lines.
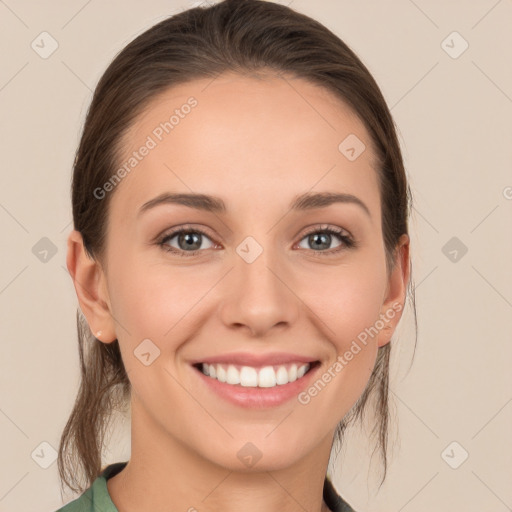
218, 245, 300, 338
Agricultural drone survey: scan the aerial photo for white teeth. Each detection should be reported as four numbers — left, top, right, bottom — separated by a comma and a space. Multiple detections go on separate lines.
199, 362, 311, 388
239, 366, 258, 387
297, 364, 307, 378
226, 364, 240, 385
216, 364, 227, 383
276, 366, 289, 385
258, 366, 276, 388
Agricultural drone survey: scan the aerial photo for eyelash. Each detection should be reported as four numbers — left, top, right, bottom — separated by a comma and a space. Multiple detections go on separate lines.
157, 224, 357, 258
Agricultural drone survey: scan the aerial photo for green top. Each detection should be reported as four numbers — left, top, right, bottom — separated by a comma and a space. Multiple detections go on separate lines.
56, 461, 357, 512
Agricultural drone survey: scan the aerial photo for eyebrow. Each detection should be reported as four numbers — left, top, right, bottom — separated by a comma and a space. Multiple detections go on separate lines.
138, 191, 371, 218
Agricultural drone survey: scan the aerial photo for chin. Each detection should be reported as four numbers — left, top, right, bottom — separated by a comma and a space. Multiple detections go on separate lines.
201, 439, 309, 473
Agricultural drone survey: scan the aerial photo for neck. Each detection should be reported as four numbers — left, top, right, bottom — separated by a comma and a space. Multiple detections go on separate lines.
107, 400, 336, 512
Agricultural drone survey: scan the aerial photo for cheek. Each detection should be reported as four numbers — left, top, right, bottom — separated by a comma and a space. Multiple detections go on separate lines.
108, 258, 213, 343
300, 259, 387, 345
299, 267, 386, 412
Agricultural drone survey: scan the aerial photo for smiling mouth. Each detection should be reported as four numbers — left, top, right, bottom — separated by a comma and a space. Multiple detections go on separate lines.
193, 361, 320, 388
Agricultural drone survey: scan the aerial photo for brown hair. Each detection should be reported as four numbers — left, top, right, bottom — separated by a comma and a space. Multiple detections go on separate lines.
59, 0, 417, 496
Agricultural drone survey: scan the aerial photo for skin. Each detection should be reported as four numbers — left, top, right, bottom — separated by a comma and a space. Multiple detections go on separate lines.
67, 70, 410, 512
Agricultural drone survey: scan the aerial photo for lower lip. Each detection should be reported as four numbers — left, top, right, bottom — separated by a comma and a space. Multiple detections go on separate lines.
192, 363, 320, 409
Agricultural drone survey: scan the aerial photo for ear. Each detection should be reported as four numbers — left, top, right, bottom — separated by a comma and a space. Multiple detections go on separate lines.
66, 229, 117, 343
376, 233, 410, 348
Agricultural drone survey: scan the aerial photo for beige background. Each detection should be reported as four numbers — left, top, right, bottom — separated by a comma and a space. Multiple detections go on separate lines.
0, 0, 511, 511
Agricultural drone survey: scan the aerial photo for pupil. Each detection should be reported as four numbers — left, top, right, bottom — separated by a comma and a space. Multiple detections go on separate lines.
311, 233, 329, 250
182, 232, 200, 250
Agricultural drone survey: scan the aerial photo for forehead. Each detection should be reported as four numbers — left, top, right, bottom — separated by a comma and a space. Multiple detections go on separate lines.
110, 71, 380, 221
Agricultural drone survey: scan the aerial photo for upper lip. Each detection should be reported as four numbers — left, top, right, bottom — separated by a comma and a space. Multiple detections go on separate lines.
190, 352, 318, 367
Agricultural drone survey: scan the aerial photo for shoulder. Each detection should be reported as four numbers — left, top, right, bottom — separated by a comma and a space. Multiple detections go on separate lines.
54, 487, 95, 512
54, 462, 128, 512
323, 475, 359, 512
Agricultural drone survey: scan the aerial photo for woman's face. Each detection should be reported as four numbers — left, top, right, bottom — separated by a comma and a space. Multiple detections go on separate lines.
79, 71, 408, 471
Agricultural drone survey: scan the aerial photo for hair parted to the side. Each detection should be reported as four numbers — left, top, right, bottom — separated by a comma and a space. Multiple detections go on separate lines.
59, 0, 417, 496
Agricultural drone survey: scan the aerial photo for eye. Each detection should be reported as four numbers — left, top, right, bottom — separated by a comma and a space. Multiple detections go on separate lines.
157, 223, 356, 258
296, 225, 355, 256
158, 225, 216, 257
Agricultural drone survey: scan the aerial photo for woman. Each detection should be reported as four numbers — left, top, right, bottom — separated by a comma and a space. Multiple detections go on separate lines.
57, 0, 416, 510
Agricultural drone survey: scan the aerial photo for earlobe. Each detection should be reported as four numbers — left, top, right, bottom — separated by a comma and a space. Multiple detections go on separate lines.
377, 234, 410, 348
66, 230, 117, 343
